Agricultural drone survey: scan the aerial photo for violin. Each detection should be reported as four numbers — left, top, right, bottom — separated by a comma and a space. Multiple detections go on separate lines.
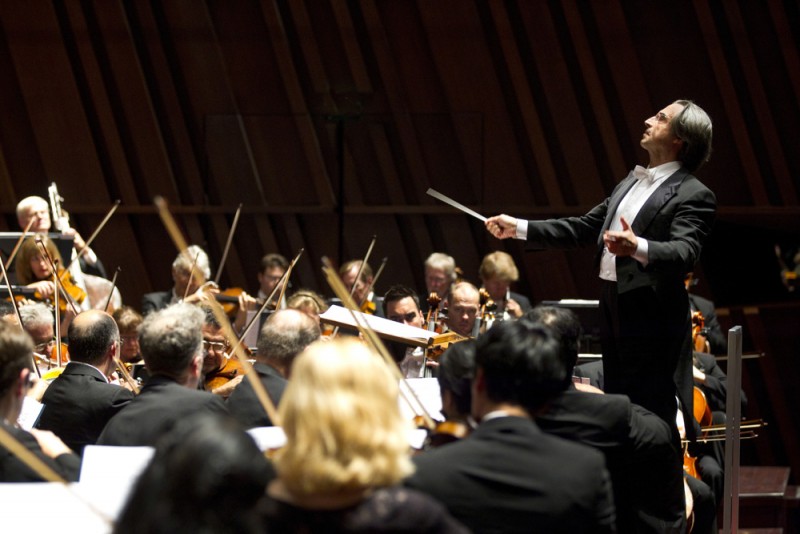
691, 310, 710, 353
205, 354, 247, 397
425, 420, 471, 449
683, 386, 713, 479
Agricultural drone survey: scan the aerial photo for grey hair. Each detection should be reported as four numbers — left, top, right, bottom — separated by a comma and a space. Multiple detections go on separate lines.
257, 309, 321, 369
139, 302, 204, 377
172, 245, 212, 281
672, 100, 713, 173
18, 302, 54, 329
424, 253, 457, 279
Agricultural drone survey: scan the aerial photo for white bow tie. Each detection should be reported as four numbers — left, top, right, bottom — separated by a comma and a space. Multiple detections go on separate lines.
632, 165, 654, 182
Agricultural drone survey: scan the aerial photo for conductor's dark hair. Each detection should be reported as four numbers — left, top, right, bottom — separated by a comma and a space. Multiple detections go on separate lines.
523, 306, 583, 375
437, 340, 476, 417
475, 321, 570, 412
114, 413, 271, 534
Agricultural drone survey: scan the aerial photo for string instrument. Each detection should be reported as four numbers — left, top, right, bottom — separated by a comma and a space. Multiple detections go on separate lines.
358, 257, 387, 316
424, 420, 471, 449
214, 287, 272, 318
691, 310, 710, 353
205, 355, 246, 396
683, 386, 712, 479
425, 292, 443, 333
425, 331, 468, 363
472, 288, 495, 337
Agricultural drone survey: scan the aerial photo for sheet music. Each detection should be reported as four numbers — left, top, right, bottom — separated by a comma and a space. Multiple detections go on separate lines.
320, 305, 436, 347
17, 396, 44, 430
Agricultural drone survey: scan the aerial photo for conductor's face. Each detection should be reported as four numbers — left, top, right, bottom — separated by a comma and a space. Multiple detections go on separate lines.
641, 102, 684, 156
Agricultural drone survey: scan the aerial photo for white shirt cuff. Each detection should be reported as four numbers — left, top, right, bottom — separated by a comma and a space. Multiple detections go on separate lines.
515, 219, 528, 240
633, 238, 649, 266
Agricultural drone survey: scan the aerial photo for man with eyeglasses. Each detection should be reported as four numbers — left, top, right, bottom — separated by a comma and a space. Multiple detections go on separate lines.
35, 310, 134, 455
18, 302, 57, 373
198, 302, 241, 398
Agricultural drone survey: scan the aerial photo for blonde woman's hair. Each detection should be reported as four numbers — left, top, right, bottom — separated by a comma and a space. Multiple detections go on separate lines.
274, 338, 414, 496
479, 251, 519, 283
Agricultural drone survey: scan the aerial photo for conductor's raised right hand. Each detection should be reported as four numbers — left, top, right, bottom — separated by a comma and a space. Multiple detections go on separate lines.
485, 215, 518, 240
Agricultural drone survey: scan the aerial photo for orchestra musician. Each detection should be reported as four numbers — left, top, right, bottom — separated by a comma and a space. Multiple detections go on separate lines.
424, 253, 458, 307
35, 310, 134, 455
16, 195, 106, 279
338, 259, 383, 317
443, 282, 480, 338
486, 100, 716, 437
141, 245, 216, 315
226, 309, 320, 429
286, 289, 329, 333
478, 251, 532, 320
18, 302, 65, 375
528, 306, 687, 534
383, 285, 434, 378
198, 301, 243, 399
0, 321, 81, 482
405, 321, 615, 533
230, 253, 290, 334
96, 303, 228, 447
261, 337, 468, 532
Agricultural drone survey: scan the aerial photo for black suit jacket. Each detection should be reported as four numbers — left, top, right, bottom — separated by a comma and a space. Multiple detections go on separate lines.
36, 362, 135, 455
226, 362, 286, 428
405, 416, 615, 534
525, 167, 716, 428
537, 388, 685, 534
140, 291, 173, 316
97, 375, 228, 446
0, 422, 81, 482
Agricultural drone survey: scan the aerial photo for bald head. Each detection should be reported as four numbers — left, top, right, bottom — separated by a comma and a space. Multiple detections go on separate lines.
257, 309, 321, 377
67, 310, 119, 368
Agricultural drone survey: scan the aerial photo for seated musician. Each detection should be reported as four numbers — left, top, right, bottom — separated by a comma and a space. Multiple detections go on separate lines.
424, 252, 458, 307
527, 306, 688, 534
115, 413, 273, 534
261, 337, 468, 533
382, 285, 436, 378
444, 282, 480, 338
478, 251, 532, 320
35, 310, 134, 456
227, 309, 320, 429
286, 289, 329, 333
405, 321, 616, 533
0, 321, 80, 482
231, 252, 290, 334
141, 245, 215, 315
425, 340, 476, 449
16, 195, 106, 279
97, 303, 227, 446
112, 306, 142, 366
338, 259, 383, 317
197, 301, 243, 398
17, 302, 63, 376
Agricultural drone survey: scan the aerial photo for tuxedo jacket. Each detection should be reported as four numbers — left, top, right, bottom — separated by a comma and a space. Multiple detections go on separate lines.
537, 388, 685, 534
140, 291, 173, 316
0, 422, 81, 482
526, 167, 716, 428
36, 362, 135, 455
226, 362, 286, 428
405, 416, 615, 534
97, 375, 228, 447
509, 290, 533, 314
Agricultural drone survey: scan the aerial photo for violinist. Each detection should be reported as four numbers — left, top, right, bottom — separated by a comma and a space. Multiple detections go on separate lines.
18, 302, 65, 375
443, 282, 480, 338
286, 289, 329, 332
198, 301, 244, 398
230, 253, 289, 334
14, 235, 86, 321
16, 195, 106, 279
425, 340, 475, 449
113, 306, 148, 386
35, 310, 135, 455
478, 251, 532, 321
141, 245, 216, 315
0, 321, 80, 482
383, 285, 436, 378
226, 309, 320, 429
338, 259, 384, 317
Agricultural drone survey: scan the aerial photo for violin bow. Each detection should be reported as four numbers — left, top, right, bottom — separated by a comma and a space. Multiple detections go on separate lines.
0, 253, 40, 377
114, 355, 140, 395
3, 217, 35, 272
64, 200, 121, 274
359, 256, 387, 309
350, 234, 376, 299
183, 252, 201, 300
154, 196, 207, 295
322, 257, 436, 428
153, 197, 280, 427
103, 267, 121, 312
213, 203, 242, 286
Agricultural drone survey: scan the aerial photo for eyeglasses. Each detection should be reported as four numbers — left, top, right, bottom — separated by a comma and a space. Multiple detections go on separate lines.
203, 339, 229, 352
33, 338, 56, 354
388, 312, 420, 324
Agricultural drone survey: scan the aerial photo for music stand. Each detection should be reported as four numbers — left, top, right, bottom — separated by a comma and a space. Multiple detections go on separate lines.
0, 233, 74, 284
